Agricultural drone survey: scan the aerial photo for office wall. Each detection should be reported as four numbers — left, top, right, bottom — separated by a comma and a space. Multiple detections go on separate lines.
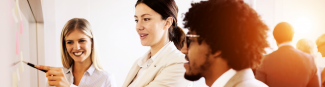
42, 0, 57, 86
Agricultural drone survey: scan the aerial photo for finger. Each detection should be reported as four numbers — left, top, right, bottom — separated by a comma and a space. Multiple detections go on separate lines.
47, 76, 63, 81
44, 67, 62, 71
48, 80, 59, 86
50, 67, 63, 71
46, 70, 64, 77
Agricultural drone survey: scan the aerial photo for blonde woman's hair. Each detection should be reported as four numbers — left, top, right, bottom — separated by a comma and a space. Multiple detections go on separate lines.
296, 38, 316, 54
60, 18, 103, 71
316, 34, 325, 46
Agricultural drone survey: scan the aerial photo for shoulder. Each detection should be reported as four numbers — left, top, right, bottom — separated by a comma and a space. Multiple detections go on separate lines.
274, 46, 314, 61
163, 49, 186, 65
264, 46, 312, 60
155, 48, 186, 73
236, 79, 268, 87
96, 70, 117, 86
264, 48, 282, 58
97, 70, 115, 80
229, 69, 268, 87
163, 42, 185, 60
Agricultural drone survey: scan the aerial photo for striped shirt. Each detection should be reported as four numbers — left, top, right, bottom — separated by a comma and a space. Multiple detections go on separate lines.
64, 64, 117, 87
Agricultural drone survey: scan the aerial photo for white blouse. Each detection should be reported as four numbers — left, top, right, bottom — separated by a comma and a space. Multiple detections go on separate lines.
63, 64, 117, 87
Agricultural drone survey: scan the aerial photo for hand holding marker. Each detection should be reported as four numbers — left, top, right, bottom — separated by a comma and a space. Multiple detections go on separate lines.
22, 61, 47, 72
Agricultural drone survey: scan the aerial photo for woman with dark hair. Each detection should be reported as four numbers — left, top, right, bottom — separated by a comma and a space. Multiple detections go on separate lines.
122, 0, 190, 87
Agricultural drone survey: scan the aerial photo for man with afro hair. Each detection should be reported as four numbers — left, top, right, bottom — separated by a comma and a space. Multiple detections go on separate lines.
181, 0, 269, 87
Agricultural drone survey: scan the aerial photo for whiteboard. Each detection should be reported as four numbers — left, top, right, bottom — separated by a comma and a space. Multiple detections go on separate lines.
0, 0, 38, 87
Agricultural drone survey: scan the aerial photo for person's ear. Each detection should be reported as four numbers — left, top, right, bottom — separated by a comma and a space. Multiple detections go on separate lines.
212, 51, 222, 58
164, 17, 173, 30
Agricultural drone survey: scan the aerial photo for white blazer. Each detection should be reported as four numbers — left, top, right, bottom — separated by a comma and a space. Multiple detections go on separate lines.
224, 68, 268, 87
122, 42, 191, 87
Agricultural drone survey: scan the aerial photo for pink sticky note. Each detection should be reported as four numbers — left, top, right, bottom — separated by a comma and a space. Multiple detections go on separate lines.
20, 14, 23, 34
16, 31, 20, 55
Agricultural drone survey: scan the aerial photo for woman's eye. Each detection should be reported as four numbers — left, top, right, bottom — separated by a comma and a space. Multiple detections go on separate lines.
67, 42, 72, 44
135, 20, 138, 23
79, 40, 86, 42
144, 18, 150, 21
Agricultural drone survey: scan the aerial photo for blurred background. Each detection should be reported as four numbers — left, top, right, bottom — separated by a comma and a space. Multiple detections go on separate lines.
1, 0, 325, 87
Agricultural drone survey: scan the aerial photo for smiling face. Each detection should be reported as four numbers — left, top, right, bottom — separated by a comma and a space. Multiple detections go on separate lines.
134, 3, 169, 47
65, 29, 93, 63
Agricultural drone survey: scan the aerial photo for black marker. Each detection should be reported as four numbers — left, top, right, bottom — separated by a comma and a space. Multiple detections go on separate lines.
23, 61, 47, 73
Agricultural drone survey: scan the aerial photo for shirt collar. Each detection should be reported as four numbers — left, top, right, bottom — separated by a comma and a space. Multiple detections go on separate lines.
137, 52, 153, 68
151, 42, 171, 60
278, 42, 293, 48
65, 64, 96, 75
137, 42, 172, 68
86, 64, 95, 75
66, 65, 73, 74
211, 69, 237, 87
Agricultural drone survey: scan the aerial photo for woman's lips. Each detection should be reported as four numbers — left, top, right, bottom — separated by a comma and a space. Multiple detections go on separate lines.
73, 51, 83, 57
140, 34, 148, 39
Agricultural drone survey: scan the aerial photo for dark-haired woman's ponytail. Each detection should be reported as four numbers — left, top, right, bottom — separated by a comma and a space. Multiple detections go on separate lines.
169, 26, 185, 50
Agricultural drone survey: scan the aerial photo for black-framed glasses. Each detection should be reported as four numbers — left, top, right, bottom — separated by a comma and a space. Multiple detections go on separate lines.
186, 34, 200, 48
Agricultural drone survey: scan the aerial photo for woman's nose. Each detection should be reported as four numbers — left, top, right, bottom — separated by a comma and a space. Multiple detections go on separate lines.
136, 21, 144, 31
73, 42, 81, 50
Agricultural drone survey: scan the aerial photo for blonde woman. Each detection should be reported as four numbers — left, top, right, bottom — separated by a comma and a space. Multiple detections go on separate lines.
36, 18, 116, 87
296, 38, 317, 55
316, 34, 325, 87
296, 38, 324, 87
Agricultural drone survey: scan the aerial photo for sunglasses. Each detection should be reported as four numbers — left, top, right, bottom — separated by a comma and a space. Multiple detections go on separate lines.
186, 34, 200, 48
